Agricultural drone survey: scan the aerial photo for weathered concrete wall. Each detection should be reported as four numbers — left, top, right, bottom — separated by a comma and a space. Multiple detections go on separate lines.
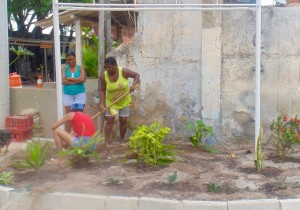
9, 82, 99, 138
110, 4, 300, 143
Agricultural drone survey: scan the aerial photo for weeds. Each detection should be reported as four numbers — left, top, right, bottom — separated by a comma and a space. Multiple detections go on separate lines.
206, 181, 221, 193
102, 177, 123, 186
166, 170, 178, 185
186, 120, 219, 154
0, 172, 13, 186
11, 140, 49, 171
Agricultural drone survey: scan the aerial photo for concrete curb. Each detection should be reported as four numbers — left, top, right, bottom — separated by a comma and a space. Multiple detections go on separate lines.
1, 186, 300, 210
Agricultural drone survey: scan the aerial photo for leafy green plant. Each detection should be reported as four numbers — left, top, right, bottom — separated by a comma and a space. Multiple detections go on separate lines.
11, 140, 49, 171
9, 45, 34, 66
270, 114, 300, 159
206, 181, 221, 193
102, 177, 123, 186
166, 170, 178, 185
185, 120, 219, 154
254, 127, 264, 173
0, 172, 14, 186
59, 131, 103, 167
186, 120, 213, 148
129, 120, 177, 166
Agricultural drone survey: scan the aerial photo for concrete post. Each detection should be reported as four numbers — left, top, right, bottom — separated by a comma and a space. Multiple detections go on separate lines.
0, 0, 10, 127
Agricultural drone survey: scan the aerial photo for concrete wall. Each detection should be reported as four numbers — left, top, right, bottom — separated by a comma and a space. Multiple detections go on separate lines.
109, 3, 300, 143
9, 79, 99, 138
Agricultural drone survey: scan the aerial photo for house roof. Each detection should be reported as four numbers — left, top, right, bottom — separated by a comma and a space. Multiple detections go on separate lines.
34, 1, 136, 29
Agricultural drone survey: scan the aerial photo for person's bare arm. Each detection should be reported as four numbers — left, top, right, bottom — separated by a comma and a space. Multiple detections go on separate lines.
61, 66, 75, 85
67, 65, 86, 83
51, 112, 74, 130
122, 68, 140, 91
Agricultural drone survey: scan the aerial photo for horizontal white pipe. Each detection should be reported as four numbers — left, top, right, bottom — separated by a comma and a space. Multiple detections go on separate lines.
58, 6, 255, 11
57, 3, 256, 7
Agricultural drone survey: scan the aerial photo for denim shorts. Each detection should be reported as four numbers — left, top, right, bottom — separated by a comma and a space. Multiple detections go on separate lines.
72, 136, 96, 152
105, 106, 130, 117
63, 93, 86, 106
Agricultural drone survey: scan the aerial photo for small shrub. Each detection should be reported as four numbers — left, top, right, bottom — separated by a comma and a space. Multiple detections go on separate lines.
129, 120, 177, 166
186, 120, 219, 153
102, 177, 123, 186
270, 114, 300, 159
185, 120, 213, 148
166, 170, 178, 185
59, 131, 103, 168
0, 172, 13, 186
206, 181, 221, 193
11, 140, 49, 171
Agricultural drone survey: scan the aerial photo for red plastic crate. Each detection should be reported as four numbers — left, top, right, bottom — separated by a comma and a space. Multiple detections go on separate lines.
10, 128, 33, 142
5, 115, 33, 130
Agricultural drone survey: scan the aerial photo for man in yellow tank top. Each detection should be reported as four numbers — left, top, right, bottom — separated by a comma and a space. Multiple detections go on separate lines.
99, 57, 140, 145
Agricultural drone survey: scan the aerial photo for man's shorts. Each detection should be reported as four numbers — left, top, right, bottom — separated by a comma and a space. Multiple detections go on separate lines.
105, 106, 130, 117
72, 136, 96, 153
63, 93, 86, 106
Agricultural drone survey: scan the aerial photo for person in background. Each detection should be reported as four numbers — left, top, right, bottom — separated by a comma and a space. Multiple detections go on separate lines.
99, 57, 140, 145
62, 51, 86, 132
51, 102, 96, 152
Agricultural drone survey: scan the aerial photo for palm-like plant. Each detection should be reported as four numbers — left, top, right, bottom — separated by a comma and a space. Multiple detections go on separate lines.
9, 46, 34, 66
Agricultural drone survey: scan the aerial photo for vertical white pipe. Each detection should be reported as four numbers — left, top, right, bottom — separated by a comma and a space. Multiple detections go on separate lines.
0, 0, 10, 126
53, 0, 64, 120
255, 0, 261, 144
75, 19, 82, 65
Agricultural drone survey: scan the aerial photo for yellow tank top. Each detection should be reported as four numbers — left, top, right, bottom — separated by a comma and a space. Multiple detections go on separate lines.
104, 67, 131, 110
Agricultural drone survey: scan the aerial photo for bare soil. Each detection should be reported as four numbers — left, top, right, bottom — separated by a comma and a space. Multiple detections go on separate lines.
1, 140, 300, 201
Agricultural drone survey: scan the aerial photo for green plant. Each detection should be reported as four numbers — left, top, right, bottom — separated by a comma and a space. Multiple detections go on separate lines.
186, 120, 213, 148
270, 114, 300, 159
206, 181, 221, 193
129, 120, 177, 166
254, 127, 264, 173
9, 45, 34, 66
102, 177, 123, 186
59, 131, 103, 167
166, 170, 178, 185
0, 172, 14, 186
11, 140, 49, 171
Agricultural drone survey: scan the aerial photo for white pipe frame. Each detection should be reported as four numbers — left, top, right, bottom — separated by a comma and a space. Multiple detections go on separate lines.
52, 1, 262, 145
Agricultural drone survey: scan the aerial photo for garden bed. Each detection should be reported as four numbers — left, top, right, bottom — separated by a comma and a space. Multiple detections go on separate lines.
1, 140, 300, 201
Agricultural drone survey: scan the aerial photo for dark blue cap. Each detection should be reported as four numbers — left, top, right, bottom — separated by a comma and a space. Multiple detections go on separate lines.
71, 102, 84, 111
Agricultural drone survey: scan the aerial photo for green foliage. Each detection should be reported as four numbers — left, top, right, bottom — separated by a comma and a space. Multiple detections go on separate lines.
11, 140, 49, 171
9, 46, 34, 66
0, 172, 14, 186
270, 114, 300, 159
254, 127, 264, 173
129, 120, 177, 166
186, 120, 213, 148
166, 170, 178, 185
82, 46, 98, 78
59, 131, 103, 166
102, 177, 123, 186
206, 181, 221, 193
82, 27, 98, 78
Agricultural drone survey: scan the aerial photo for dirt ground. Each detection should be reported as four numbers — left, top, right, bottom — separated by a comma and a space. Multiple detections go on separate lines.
1, 139, 300, 201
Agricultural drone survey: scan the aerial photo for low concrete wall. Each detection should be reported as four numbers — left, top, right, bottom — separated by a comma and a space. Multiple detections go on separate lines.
9, 81, 99, 138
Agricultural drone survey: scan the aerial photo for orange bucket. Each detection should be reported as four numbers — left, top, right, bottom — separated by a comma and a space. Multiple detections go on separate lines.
9, 72, 22, 88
